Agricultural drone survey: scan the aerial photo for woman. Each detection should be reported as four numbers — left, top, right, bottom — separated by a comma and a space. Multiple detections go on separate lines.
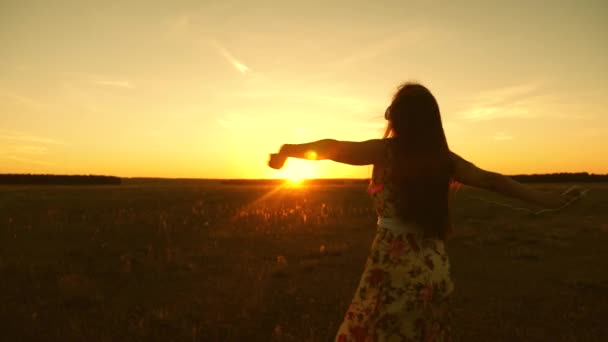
268, 82, 579, 341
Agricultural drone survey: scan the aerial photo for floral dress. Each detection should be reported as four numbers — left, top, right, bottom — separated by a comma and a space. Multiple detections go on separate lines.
335, 146, 454, 342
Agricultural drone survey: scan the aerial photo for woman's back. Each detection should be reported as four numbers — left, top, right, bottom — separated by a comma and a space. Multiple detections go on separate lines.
370, 138, 454, 238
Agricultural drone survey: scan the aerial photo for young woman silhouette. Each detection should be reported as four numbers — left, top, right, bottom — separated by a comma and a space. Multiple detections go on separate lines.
268, 82, 580, 341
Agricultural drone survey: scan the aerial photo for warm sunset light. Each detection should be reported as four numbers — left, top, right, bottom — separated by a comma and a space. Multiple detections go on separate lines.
305, 151, 318, 160
1, 2, 606, 178
278, 158, 317, 184
2, 3, 607, 341
285, 177, 305, 186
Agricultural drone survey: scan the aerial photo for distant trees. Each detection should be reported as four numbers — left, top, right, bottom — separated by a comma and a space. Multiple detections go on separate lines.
509, 172, 608, 183
1, 172, 605, 186
0, 174, 121, 185
354, 173, 608, 184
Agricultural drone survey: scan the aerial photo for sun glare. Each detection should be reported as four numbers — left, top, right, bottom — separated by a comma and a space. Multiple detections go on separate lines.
305, 151, 317, 160
279, 158, 316, 185
286, 176, 304, 186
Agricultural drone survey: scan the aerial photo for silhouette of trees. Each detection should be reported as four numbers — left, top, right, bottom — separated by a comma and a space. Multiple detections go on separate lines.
1, 172, 605, 186
0, 174, 121, 185
509, 172, 608, 183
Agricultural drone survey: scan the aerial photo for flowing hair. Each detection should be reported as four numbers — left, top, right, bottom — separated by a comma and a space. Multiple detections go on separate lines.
383, 82, 455, 239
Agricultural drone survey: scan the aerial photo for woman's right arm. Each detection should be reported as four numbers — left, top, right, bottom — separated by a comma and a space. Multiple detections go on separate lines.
450, 152, 569, 208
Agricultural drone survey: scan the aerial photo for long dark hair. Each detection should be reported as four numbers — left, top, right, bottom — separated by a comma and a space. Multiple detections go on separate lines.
383, 82, 454, 239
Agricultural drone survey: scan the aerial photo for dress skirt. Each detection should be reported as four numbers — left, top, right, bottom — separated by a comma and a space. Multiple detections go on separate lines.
335, 221, 454, 342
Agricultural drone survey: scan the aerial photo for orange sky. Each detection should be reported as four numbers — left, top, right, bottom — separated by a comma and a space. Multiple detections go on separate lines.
1, 1, 607, 179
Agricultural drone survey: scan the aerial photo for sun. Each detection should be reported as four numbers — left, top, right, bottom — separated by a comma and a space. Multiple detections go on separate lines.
286, 175, 304, 186
278, 159, 316, 185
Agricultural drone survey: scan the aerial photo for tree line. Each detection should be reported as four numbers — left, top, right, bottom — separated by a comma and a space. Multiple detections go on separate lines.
509, 172, 608, 183
0, 174, 121, 185
1, 172, 605, 186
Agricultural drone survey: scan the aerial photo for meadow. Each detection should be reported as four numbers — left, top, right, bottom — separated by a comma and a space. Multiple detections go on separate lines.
1, 181, 607, 341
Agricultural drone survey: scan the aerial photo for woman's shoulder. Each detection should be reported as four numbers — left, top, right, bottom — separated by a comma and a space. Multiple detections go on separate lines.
449, 151, 475, 168
368, 139, 394, 167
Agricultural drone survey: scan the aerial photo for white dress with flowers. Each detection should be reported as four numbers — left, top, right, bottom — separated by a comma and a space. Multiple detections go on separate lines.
335, 146, 454, 342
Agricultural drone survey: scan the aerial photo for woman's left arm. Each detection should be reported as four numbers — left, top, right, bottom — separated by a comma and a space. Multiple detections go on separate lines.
269, 139, 384, 169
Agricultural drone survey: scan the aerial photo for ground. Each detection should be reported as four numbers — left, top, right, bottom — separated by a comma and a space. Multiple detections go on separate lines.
1, 181, 607, 341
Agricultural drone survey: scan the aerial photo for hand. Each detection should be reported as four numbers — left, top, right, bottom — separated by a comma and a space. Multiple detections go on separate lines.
268, 153, 287, 170
536, 185, 588, 215
559, 185, 587, 205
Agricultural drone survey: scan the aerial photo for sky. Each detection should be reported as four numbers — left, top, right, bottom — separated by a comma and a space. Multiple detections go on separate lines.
1, 1, 607, 179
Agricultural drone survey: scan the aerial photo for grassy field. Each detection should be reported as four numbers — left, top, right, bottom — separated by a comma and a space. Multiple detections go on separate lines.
1, 181, 607, 341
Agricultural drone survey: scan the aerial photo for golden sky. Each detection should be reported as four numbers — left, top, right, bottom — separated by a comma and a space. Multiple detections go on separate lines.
1, 1, 607, 178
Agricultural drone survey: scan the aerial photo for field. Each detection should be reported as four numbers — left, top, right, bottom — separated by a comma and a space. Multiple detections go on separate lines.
1, 181, 607, 341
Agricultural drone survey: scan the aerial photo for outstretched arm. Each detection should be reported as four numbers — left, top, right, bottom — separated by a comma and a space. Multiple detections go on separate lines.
269, 139, 385, 169
451, 152, 578, 208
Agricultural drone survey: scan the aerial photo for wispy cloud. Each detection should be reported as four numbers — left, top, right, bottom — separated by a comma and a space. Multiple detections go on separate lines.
336, 28, 427, 69
0, 131, 67, 145
0, 131, 61, 167
459, 82, 547, 121
0, 90, 48, 110
4, 155, 55, 166
299, 27, 430, 83
59, 71, 135, 90
463, 106, 532, 121
208, 40, 250, 74
9, 145, 49, 154
474, 83, 542, 105
460, 82, 601, 122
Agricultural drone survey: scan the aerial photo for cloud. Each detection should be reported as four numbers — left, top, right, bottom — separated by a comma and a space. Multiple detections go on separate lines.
0, 90, 48, 110
4, 155, 55, 166
459, 82, 547, 121
10, 145, 48, 154
208, 40, 250, 74
59, 71, 135, 90
474, 83, 542, 105
459, 82, 602, 122
334, 28, 427, 69
0, 132, 61, 167
299, 26, 430, 82
0, 131, 67, 145
462, 106, 532, 121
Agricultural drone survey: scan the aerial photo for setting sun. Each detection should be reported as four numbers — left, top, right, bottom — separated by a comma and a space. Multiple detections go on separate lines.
285, 177, 304, 186
278, 158, 317, 183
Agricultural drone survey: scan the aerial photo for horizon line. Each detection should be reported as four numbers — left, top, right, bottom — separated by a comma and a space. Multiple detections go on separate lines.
2, 172, 608, 180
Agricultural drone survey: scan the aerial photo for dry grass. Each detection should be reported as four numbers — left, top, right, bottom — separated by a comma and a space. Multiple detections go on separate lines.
0, 182, 607, 341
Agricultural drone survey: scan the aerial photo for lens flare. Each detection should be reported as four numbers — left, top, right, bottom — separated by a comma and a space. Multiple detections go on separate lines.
305, 151, 317, 160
